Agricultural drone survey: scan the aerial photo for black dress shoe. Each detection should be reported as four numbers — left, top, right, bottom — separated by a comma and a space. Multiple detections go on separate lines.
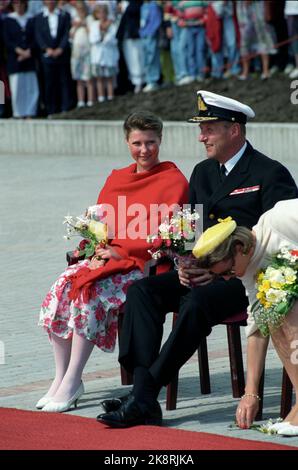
97, 394, 162, 428
99, 392, 131, 413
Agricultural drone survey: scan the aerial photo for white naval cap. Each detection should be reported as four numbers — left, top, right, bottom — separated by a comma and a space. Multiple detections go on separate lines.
189, 90, 255, 124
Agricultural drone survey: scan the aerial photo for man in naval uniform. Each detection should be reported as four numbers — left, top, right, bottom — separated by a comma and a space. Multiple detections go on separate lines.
97, 90, 298, 428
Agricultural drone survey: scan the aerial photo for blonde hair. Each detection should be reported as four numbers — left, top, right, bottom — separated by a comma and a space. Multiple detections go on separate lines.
196, 226, 254, 269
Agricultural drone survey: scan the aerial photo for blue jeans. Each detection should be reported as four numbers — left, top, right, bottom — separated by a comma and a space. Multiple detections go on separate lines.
141, 37, 160, 85
180, 25, 207, 78
170, 22, 188, 81
210, 16, 240, 77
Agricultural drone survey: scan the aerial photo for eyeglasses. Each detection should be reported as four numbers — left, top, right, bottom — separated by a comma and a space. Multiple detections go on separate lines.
212, 258, 236, 278
218, 268, 236, 277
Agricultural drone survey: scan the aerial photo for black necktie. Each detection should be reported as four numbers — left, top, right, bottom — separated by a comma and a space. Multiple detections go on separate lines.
220, 164, 227, 182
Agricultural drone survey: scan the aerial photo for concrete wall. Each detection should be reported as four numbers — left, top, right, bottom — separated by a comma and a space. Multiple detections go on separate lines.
0, 120, 297, 178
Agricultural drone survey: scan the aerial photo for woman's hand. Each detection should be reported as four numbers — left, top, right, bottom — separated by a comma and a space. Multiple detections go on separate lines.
95, 244, 122, 260
178, 266, 214, 287
235, 394, 260, 429
89, 257, 106, 270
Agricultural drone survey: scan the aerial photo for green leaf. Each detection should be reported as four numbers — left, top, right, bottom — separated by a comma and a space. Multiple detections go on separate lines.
84, 244, 95, 258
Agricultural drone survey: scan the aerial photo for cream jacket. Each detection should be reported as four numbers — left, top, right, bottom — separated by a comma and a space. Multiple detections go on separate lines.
239, 199, 298, 337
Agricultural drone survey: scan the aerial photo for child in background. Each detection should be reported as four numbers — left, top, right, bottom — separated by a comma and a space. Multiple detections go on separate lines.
70, 1, 94, 107
89, 3, 119, 102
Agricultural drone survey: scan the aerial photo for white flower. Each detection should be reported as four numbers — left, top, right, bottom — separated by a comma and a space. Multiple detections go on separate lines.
265, 288, 287, 304
283, 267, 296, 283
265, 267, 285, 283
159, 223, 170, 233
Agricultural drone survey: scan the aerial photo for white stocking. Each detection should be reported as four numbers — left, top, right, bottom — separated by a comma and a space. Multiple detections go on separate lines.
52, 331, 94, 402
45, 333, 72, 397
271, 301, 298, 423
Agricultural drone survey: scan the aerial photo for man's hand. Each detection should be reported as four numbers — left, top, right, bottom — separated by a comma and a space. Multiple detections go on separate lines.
52, 47, 63, 58
46, 47, 54, 57
178, 266, 214, 287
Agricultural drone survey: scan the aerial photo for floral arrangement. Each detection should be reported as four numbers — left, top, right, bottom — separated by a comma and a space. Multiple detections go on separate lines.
229, 418, 283, 434
147, 208, 200, 262
64, 206, 108, 259
252, 247, 298, 337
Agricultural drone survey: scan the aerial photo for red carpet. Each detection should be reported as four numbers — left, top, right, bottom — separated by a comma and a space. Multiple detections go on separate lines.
0, 408, 296, 450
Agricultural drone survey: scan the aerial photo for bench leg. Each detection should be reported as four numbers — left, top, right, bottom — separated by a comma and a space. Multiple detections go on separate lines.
280, 367, 293, 419
198, 336, 211, 394
226, 324, 245, 398
166, 372, 179, 410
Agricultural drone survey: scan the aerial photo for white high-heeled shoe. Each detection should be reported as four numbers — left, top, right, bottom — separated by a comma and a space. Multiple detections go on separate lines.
42, 382, 85, 413
278, 423, 298, 436
36, 395, 54, 409
267, 421, 290, 432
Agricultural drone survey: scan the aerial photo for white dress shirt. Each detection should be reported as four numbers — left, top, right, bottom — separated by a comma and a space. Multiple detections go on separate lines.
43, 7, 60, 38
220, 141, 247, 176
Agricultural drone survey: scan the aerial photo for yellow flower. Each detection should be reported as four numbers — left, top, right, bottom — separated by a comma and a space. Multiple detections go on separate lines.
256, 292, 265, 300
271, 281, 282, 289
89, 220, 108, 242
259, 280, 271, 292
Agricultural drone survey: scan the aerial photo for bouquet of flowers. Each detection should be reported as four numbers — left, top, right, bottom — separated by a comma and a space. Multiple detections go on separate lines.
64, 205, 108, 259
252, 247, 298, 337
147, 208, 200, 265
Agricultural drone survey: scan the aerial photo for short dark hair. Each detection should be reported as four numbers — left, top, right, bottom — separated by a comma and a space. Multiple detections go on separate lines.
123, 111, 163, 139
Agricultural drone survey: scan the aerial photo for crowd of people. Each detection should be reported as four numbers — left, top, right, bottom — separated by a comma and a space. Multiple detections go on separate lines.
0, 0, 298, 119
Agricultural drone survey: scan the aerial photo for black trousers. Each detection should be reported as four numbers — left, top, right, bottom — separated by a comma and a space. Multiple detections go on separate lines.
119, 270, 248, 387
42, 61, 72, 115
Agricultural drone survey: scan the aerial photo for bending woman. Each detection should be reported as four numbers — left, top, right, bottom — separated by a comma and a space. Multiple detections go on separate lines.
38, 111, 188, 413
192, 198, 298, 436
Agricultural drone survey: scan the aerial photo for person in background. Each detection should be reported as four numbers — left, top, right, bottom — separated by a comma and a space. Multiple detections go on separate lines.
284, 0, 298, 79
34, 0, 72, 116
36, 111, 188, 414
3, 0, 39, 118
97, 90, 298, 429
236, 0, 276, 80
163, 0, 192, 86
89, 2, 119, 102
140, 0, 162, 92
116, 0, 144, 94
177, 0, 208, 82
70, 0, 93, 108
0, 0, 12, 118
206, 1, 240, 79
193, 199, 298, 436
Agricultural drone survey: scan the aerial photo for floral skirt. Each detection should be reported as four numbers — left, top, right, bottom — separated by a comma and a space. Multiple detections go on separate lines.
39, 260, 143, 352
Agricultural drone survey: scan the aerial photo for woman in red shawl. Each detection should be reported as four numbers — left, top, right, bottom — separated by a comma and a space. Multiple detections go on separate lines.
38, 111, 189, 413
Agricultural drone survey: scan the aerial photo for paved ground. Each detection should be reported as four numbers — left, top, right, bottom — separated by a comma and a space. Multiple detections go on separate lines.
1, 150, 298, 449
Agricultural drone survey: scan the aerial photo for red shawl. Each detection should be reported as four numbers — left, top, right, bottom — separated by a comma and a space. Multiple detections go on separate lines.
68, 161, 189, 302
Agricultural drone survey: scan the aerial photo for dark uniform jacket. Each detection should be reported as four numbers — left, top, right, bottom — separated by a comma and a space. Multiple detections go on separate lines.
34, 9, 70, 64
189, 141, 298, 230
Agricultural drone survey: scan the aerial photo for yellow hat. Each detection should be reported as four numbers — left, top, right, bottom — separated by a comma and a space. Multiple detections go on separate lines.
192, 217, 236, 258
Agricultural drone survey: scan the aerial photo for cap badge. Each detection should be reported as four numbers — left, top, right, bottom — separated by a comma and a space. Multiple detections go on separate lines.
198, 95, 208, 112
